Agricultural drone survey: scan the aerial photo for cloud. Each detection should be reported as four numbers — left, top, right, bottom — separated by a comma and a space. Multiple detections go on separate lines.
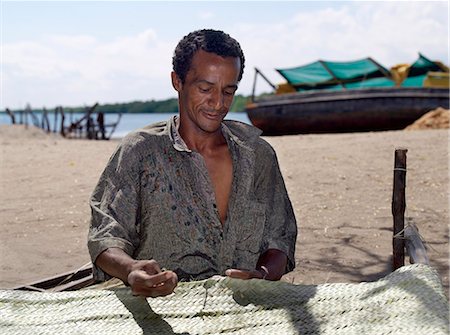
2, 2, 448, 109
47, 34, 97, 49
2, 28, 176, 108
234, 1, 448, 95
198, 11, 215, 20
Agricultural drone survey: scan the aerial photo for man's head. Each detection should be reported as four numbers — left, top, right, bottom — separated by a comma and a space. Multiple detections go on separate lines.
172, 29, 245, 84
171, 29, 245, 135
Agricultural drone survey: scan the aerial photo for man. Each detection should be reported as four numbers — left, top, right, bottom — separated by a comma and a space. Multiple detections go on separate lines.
88, 29, 297, 297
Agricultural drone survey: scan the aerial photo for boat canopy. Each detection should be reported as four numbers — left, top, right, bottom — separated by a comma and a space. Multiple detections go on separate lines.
268, 53, 448, 94
401, 53, 448, 87
407, 53, 445, 77
276, 58, 394, 91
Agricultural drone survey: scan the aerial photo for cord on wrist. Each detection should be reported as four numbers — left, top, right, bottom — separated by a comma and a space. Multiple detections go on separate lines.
257, 266, 269, 280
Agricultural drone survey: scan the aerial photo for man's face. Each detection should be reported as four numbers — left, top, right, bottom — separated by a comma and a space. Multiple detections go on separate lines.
172, 49, 241, 134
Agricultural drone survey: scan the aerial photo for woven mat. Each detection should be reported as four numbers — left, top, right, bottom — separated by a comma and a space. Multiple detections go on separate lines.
1, 264, 448, 335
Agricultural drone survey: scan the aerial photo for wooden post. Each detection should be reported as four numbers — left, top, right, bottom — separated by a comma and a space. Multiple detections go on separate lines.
41, 108, 46, 130
30, 109, 40, 127
97, 112, 106, 140
59, 107, 66, 137
392, 148, 408, 270
251, 68, 258, 102
53, 108, 58, 133
5, 108, 16, 124
42, 108, 51, 133
24, 105, 31, 129
251, 68, 276, 102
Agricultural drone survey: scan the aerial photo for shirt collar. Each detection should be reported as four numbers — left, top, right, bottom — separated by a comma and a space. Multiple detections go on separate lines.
221, 119, 262, 148
168, 115, 192, 153
168, 115, 262, 153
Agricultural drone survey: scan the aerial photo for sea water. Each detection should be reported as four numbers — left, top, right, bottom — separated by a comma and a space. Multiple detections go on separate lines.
0, 112, 251, 139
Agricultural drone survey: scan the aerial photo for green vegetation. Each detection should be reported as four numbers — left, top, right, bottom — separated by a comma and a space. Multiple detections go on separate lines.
95, 98, 180, 114
3, 94, 254, 114
229, 94, 250, 113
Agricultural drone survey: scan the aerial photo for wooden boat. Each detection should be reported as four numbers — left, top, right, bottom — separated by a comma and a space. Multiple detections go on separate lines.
246, 87, 449, 135
245, 54, 449, 135
12, 265, 94, 292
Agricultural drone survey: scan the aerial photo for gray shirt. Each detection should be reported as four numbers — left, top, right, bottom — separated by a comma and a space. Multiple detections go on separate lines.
88, 116, 297, 282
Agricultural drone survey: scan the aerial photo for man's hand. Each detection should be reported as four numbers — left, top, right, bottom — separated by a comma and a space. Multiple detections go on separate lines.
95, 248, 178, 297
225, 249, 288, 281
225, 266, 268, 280
127, 260, 178, 297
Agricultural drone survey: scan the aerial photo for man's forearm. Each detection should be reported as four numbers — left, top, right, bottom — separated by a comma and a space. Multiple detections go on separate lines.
95, 247, 137, 284
256, 249, 288, 280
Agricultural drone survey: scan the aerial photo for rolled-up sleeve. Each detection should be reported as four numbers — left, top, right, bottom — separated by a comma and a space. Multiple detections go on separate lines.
257, 143, 297, 274
88, 137, 142, 281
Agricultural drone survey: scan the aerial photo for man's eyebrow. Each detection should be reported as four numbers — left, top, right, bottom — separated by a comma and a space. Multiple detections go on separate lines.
195, 80, 213, 86
196, 80, 238, 89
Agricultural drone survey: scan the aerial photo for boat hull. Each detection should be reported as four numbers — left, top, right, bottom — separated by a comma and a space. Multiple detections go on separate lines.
245, 87, 449, 135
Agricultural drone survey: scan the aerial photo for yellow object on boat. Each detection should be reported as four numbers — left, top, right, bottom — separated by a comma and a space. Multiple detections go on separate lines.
424, 72, 450, 88
276, 82, 296, 94
390, 63, 410, 86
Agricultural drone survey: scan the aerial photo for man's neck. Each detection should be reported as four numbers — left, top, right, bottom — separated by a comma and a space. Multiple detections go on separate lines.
178, 122, 227, 154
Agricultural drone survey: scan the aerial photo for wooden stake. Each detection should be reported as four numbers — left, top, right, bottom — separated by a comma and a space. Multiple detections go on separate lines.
392, 148, 407, 270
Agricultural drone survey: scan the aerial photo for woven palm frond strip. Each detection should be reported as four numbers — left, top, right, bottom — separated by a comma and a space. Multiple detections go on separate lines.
0, 264, 448, 335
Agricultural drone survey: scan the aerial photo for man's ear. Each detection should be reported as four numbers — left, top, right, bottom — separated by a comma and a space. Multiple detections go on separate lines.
171, 72, 182, 92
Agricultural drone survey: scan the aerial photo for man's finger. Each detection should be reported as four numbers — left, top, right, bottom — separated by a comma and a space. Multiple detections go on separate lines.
141, 271, 176, 288
142, 260, 162, 275
225, 269, 262, 279
147, 276, 178, 297
131, 271, 178, 297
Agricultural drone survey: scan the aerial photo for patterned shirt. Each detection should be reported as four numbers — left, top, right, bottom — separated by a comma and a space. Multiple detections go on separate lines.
88, 116, 297, 282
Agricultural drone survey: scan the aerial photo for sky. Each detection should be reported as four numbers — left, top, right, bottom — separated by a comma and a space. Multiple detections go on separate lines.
1, 0, 448, 110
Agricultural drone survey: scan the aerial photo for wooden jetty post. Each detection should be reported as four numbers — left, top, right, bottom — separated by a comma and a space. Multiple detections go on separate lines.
53, 107, 59, 133
392, 148, 407, 270
59, 107, 66, 137
5, 102, 119, 141
6, 108, 16, 124
41, 107, 51, 133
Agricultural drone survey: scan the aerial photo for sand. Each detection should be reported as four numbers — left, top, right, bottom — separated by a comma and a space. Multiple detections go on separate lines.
0, 124, 448, 296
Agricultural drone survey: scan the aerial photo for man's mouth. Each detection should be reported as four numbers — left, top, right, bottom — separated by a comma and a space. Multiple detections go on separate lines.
203, 111, 225, 120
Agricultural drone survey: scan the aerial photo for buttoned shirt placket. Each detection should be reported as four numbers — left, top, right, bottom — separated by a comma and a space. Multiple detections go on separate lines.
169, 116, 230, 272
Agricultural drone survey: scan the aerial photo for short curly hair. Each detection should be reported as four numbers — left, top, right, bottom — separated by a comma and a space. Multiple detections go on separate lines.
172, 29, 245, 84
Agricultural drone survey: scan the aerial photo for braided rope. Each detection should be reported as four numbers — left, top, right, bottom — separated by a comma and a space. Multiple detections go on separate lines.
0, 264, 448, 334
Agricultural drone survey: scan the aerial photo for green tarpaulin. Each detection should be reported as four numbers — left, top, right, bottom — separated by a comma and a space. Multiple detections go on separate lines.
401, 74, 427, 87
276, 53, 446, 91
407, 53, 443, 78
401, 54, 445, 87
277, 58, 393, 91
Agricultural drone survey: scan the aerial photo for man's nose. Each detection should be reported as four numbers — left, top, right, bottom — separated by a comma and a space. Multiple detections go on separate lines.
210, 91, 225, 110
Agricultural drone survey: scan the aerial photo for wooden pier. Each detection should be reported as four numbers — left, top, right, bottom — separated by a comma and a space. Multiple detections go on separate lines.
4, 103, 122, 140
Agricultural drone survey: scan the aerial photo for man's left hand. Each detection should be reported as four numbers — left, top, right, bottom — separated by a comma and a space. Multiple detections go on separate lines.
225, 249, 287, 281
225, 268, 267, 280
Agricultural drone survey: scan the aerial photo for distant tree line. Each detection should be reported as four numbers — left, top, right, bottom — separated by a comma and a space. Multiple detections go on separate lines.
3, 94, 251, 115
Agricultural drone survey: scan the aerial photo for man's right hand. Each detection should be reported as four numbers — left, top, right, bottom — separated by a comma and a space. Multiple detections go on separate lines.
95, 248, 178, 298
127, 260, 178, 297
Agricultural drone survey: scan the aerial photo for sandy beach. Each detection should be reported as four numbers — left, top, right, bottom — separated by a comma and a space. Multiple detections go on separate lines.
0, 124, 448, 296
